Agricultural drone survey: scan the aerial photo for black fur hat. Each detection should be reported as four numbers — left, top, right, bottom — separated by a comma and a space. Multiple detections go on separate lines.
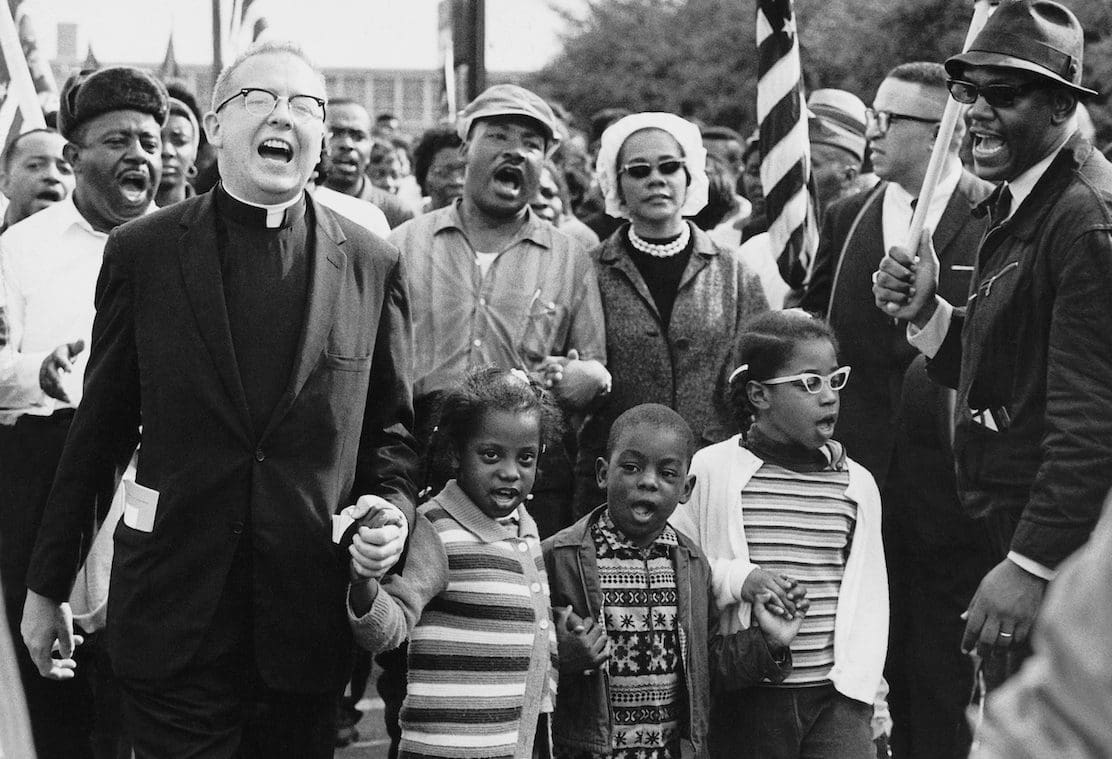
58, 66, 169, 141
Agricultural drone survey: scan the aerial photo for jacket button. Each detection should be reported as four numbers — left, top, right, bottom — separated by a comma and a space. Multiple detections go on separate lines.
254, 449, 265, 462
674, 337, 691, 350
231, 521, 244, 535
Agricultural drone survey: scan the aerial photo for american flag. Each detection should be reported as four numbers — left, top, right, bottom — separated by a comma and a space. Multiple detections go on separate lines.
756, 0, 818, 290
228, 0, 272, 58
0, 1, 45, 155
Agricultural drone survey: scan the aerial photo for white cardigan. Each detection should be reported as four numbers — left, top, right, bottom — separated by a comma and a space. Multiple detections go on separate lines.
670, 435, 889, 704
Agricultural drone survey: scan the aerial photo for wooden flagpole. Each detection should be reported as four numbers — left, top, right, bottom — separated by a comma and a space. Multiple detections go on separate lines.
906, 0, 999, 247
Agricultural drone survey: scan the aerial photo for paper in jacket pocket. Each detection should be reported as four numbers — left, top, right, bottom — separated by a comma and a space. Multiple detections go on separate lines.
123, 480, 159, 533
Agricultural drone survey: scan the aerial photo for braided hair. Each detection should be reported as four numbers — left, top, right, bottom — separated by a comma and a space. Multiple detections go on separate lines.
421, 366, 564, 500
727, 309, 840, 437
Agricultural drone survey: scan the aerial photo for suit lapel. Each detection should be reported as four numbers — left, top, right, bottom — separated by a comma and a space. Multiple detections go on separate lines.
177, 194, 254, 436
932, 172, 980, 261
260, 197, 347, 441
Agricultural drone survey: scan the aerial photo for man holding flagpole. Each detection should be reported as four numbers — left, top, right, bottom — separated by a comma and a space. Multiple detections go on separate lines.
874, 0, 1112, 690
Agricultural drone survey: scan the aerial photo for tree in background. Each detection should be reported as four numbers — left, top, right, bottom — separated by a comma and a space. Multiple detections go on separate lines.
530, 0, 1110, 147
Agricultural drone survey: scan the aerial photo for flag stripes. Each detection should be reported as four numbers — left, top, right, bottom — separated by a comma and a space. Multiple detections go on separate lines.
756, 0, 818, 290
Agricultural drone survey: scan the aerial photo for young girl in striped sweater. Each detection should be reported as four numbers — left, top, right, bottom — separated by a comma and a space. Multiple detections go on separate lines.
348, 367, 563, 759
670, 310, 888, 758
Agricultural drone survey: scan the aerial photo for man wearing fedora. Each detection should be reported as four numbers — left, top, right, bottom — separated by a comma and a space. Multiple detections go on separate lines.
874, 0, 1112, 690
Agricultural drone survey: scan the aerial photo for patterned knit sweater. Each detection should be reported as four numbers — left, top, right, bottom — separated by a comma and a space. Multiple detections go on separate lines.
349, 480, 558, 758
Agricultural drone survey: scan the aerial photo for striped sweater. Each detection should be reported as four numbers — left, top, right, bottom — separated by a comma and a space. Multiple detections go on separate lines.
742, 462, 856, 685
349, 480, 558, 758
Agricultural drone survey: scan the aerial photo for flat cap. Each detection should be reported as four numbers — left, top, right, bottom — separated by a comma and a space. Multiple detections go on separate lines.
457, 84, 560, 145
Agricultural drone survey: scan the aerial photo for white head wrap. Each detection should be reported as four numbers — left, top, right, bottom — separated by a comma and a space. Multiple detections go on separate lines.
594, 112, 709, 220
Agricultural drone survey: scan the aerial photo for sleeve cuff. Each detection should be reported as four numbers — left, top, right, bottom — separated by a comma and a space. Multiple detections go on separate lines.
906, 297, 953, 359
1007, 552, 1057, 581
0, 350, 49, 408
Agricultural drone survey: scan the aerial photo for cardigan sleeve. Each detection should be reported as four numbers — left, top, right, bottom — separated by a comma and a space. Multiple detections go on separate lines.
348, 512, 449, 654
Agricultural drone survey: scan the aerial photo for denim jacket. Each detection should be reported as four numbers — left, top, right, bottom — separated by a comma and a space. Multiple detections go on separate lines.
542, 506, 790, 757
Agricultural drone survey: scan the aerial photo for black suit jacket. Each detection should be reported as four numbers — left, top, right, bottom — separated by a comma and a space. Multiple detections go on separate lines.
26, 192, 419, 692
801, 171, 992, 489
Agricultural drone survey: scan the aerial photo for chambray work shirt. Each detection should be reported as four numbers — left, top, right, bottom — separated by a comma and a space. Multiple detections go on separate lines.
389, 202, 606, 400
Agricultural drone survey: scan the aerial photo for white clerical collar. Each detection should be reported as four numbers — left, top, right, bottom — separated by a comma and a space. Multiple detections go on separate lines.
1004, 129, 1074, 221
222, 184, 304, 229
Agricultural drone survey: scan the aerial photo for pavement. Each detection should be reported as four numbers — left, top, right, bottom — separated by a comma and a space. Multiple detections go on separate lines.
335, 696, 392, 758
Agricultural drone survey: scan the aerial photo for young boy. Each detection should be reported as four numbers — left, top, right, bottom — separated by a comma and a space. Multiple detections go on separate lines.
543, 404, 804, 758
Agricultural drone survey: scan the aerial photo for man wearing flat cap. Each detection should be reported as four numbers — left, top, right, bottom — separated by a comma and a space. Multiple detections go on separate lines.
0, 64, 166, 758
389, 82, 609, 530
875, 0, 1112, 690
20, 40, 420, 757
381, 83, 608, 754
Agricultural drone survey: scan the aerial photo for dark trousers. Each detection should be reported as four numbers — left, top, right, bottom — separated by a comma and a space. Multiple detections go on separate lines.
120, 648, 339, 759
0, 413, 129, 759
708, 683, 874, 759
882, 486, 996, 759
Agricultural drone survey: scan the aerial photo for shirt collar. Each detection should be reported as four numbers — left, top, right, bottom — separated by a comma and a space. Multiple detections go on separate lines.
596, 507, 678, 552
218, 182, 306, 229
885, 156, 963, 209
65, 193, 158, 237
432, 199, 554, 251
1004, 130, 1074, 221
435, 479, 539, 543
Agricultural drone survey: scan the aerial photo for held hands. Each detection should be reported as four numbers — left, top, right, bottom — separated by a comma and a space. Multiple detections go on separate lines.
22, 590, 84, 680
961, 558, 1047, 658
536, 349, 612, 410
555, 605, 610, 675
872, 229, 940, 328
742, 568, 807, 620
752, 590, 807, 650
39, 339, 85, 402
344, 495, 409, 582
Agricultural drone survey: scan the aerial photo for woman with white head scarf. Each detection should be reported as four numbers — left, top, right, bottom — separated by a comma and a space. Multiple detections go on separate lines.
575, 113, 770, 508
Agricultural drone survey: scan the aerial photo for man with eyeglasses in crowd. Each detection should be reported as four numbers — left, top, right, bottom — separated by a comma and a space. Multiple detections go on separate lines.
874, 0, 1112, 698
20, 40, 419, 757
803, 61, 994, 759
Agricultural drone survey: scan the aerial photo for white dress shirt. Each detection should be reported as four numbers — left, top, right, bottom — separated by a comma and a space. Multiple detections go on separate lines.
0, 196, 155, 422
881, 157, 962, 256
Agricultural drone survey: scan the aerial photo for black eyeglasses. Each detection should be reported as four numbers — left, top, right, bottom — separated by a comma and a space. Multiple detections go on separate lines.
618, 158, 685, 180
866, 109, 940, 136
946, 79, 1042, 108
215, 87, 327, 122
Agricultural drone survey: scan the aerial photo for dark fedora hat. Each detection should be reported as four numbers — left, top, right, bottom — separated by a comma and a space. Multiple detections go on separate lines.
946, 0, 1098, 97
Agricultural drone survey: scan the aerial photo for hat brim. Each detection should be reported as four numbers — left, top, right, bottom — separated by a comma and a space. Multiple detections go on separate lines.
458, 108, 560, 144
946, 50, 1098, 97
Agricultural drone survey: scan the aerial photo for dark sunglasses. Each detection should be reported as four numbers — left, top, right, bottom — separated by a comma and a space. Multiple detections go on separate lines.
946, 78, 1042, 108
618, 159, 685, 180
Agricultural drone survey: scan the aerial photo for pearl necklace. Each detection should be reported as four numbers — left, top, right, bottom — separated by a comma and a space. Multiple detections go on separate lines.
628, 224, 691, 258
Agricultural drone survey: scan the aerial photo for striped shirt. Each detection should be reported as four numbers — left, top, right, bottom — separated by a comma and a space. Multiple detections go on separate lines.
399, 481, 558, 758
591, 511, 684, 759
742, 462, 856, 685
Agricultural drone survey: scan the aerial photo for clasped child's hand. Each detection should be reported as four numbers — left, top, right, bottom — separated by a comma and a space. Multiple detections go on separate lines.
742, 568, 807, 619
555, 605, 610, 674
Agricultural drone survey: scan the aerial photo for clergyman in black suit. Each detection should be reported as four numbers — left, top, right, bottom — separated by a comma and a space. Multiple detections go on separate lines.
801, 62, 995, 759
21, 39, 419, 758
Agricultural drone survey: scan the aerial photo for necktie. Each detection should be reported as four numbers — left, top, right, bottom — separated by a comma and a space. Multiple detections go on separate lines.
990, 183, 1012, 229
